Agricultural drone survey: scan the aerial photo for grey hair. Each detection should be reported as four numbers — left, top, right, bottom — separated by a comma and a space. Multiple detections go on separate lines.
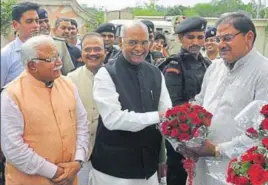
54, 17, 71, 28
21, 35, 55, 65
121, 21, 149, 38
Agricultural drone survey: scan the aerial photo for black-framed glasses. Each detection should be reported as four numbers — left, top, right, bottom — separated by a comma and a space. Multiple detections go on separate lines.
123, 39, 149, 47
31, 54, 60, 63
215, 32, 242, 43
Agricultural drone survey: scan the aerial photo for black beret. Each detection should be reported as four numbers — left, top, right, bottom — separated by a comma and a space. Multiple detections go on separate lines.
175, 17, 207, 34
95, 23, 116, 35
141, 20, 154, 33
205, 26, 217, 39
38, 8, 48, 20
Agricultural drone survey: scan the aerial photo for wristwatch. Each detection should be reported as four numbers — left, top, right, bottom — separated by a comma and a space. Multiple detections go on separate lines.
75, 160, 84, 169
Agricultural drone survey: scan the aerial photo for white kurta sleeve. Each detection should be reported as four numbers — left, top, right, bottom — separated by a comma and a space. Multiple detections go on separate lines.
73, 85, 90, 162
0, 91, 58, 179
93, 67, 171, 132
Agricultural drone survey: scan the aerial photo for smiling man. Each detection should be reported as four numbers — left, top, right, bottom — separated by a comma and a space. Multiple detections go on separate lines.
91, 21, 172, 185
163, 16, 211, 185
67, 32, 105, 185
188, 12, 268, 185
204, 26, 219, 60
1, 35, 89, 185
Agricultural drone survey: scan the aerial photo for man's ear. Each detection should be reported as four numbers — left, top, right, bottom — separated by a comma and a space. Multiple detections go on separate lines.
27, 61, 37, 72
245, 31, 254, 47
12, 20, 20, 31
178, 34, 183, 43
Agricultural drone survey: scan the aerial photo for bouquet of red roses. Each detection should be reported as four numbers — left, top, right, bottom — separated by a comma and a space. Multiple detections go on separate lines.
160, 103, 213, 185
226, 103, 268, 185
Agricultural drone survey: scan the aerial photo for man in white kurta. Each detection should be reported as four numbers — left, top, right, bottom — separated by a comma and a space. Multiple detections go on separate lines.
191, 13, 268, 185
67, 32, 105, 185
92, 21, 172, 185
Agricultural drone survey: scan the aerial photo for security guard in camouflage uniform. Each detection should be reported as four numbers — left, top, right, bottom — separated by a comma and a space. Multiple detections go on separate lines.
163, 17, 211, 185
141, 20, 163, 65
96, 23, 120, 64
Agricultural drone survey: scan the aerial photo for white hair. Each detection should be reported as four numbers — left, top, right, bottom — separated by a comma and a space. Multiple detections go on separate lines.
121, 20, 149, 38
21, 35, 55, 65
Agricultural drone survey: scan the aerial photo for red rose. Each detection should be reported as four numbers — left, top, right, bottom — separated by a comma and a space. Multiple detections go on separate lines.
226, 170, 236, 183
260, 104, 268, 117
170, 128, 179, 138
261, 118, 268, 130
178, 133, 191, 141
262, 138, 268, 149
169, 119, 179, 127
234, 176, 249, 185
165, 109, 175, 117
179, 123, 190, 132
248, 164, 266, 185
188, 113, 202, 125
179, 115, 187, 122
161, 122, 170, 136
241, 152, 265, 165
246, 127, 259, 138
246, 146, 258, 153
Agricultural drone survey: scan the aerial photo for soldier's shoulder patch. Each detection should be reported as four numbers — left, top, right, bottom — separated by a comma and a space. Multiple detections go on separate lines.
165, 67, 180, 74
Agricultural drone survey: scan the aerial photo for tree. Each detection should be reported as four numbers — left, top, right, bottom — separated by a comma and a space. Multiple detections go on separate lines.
1, 0, 17, 37
83, 6, 105, 31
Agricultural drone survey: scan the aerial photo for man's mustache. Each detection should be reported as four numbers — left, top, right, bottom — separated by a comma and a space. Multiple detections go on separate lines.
189, 45, 201, 50
220, 47, 231, 52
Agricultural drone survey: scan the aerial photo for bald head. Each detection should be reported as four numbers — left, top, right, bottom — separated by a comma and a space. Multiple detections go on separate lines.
121, 21, 149, 39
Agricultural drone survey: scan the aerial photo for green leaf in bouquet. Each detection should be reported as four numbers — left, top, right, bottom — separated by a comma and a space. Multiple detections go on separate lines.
238, 162, 251, 175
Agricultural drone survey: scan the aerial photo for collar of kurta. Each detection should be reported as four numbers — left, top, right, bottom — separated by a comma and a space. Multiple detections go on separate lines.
118, 53, 143, 71
23, 70, 55, 88
82, 65, 94, 78
224, 48, 257, 71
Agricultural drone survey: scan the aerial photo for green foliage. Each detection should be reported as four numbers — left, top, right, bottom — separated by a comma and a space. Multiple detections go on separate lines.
126, 0, 268, 18
1, 0, 17, 37
83, 7, 104, 31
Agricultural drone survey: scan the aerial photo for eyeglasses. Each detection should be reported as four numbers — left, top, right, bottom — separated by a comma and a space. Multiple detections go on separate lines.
31, 54, 60, 63
215, 32, 242, 43
83, 46, 104, 53
123, 39, 149, 47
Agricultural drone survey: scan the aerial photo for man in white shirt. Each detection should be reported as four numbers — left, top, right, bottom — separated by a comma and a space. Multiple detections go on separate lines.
91, 21, 172, 185
185, 12, 268, 185
68, 32, 105, 185
1, 2, 40, 88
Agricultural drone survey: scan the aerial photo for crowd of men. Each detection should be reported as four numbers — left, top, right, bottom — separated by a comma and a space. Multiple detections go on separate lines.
1, 1, 268, 185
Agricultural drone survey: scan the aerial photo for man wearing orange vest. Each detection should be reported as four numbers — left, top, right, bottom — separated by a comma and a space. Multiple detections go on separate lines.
1, 35, 89, 185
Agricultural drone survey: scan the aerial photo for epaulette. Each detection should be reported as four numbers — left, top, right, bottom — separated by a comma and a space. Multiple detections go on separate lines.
52, 36, 66, 42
